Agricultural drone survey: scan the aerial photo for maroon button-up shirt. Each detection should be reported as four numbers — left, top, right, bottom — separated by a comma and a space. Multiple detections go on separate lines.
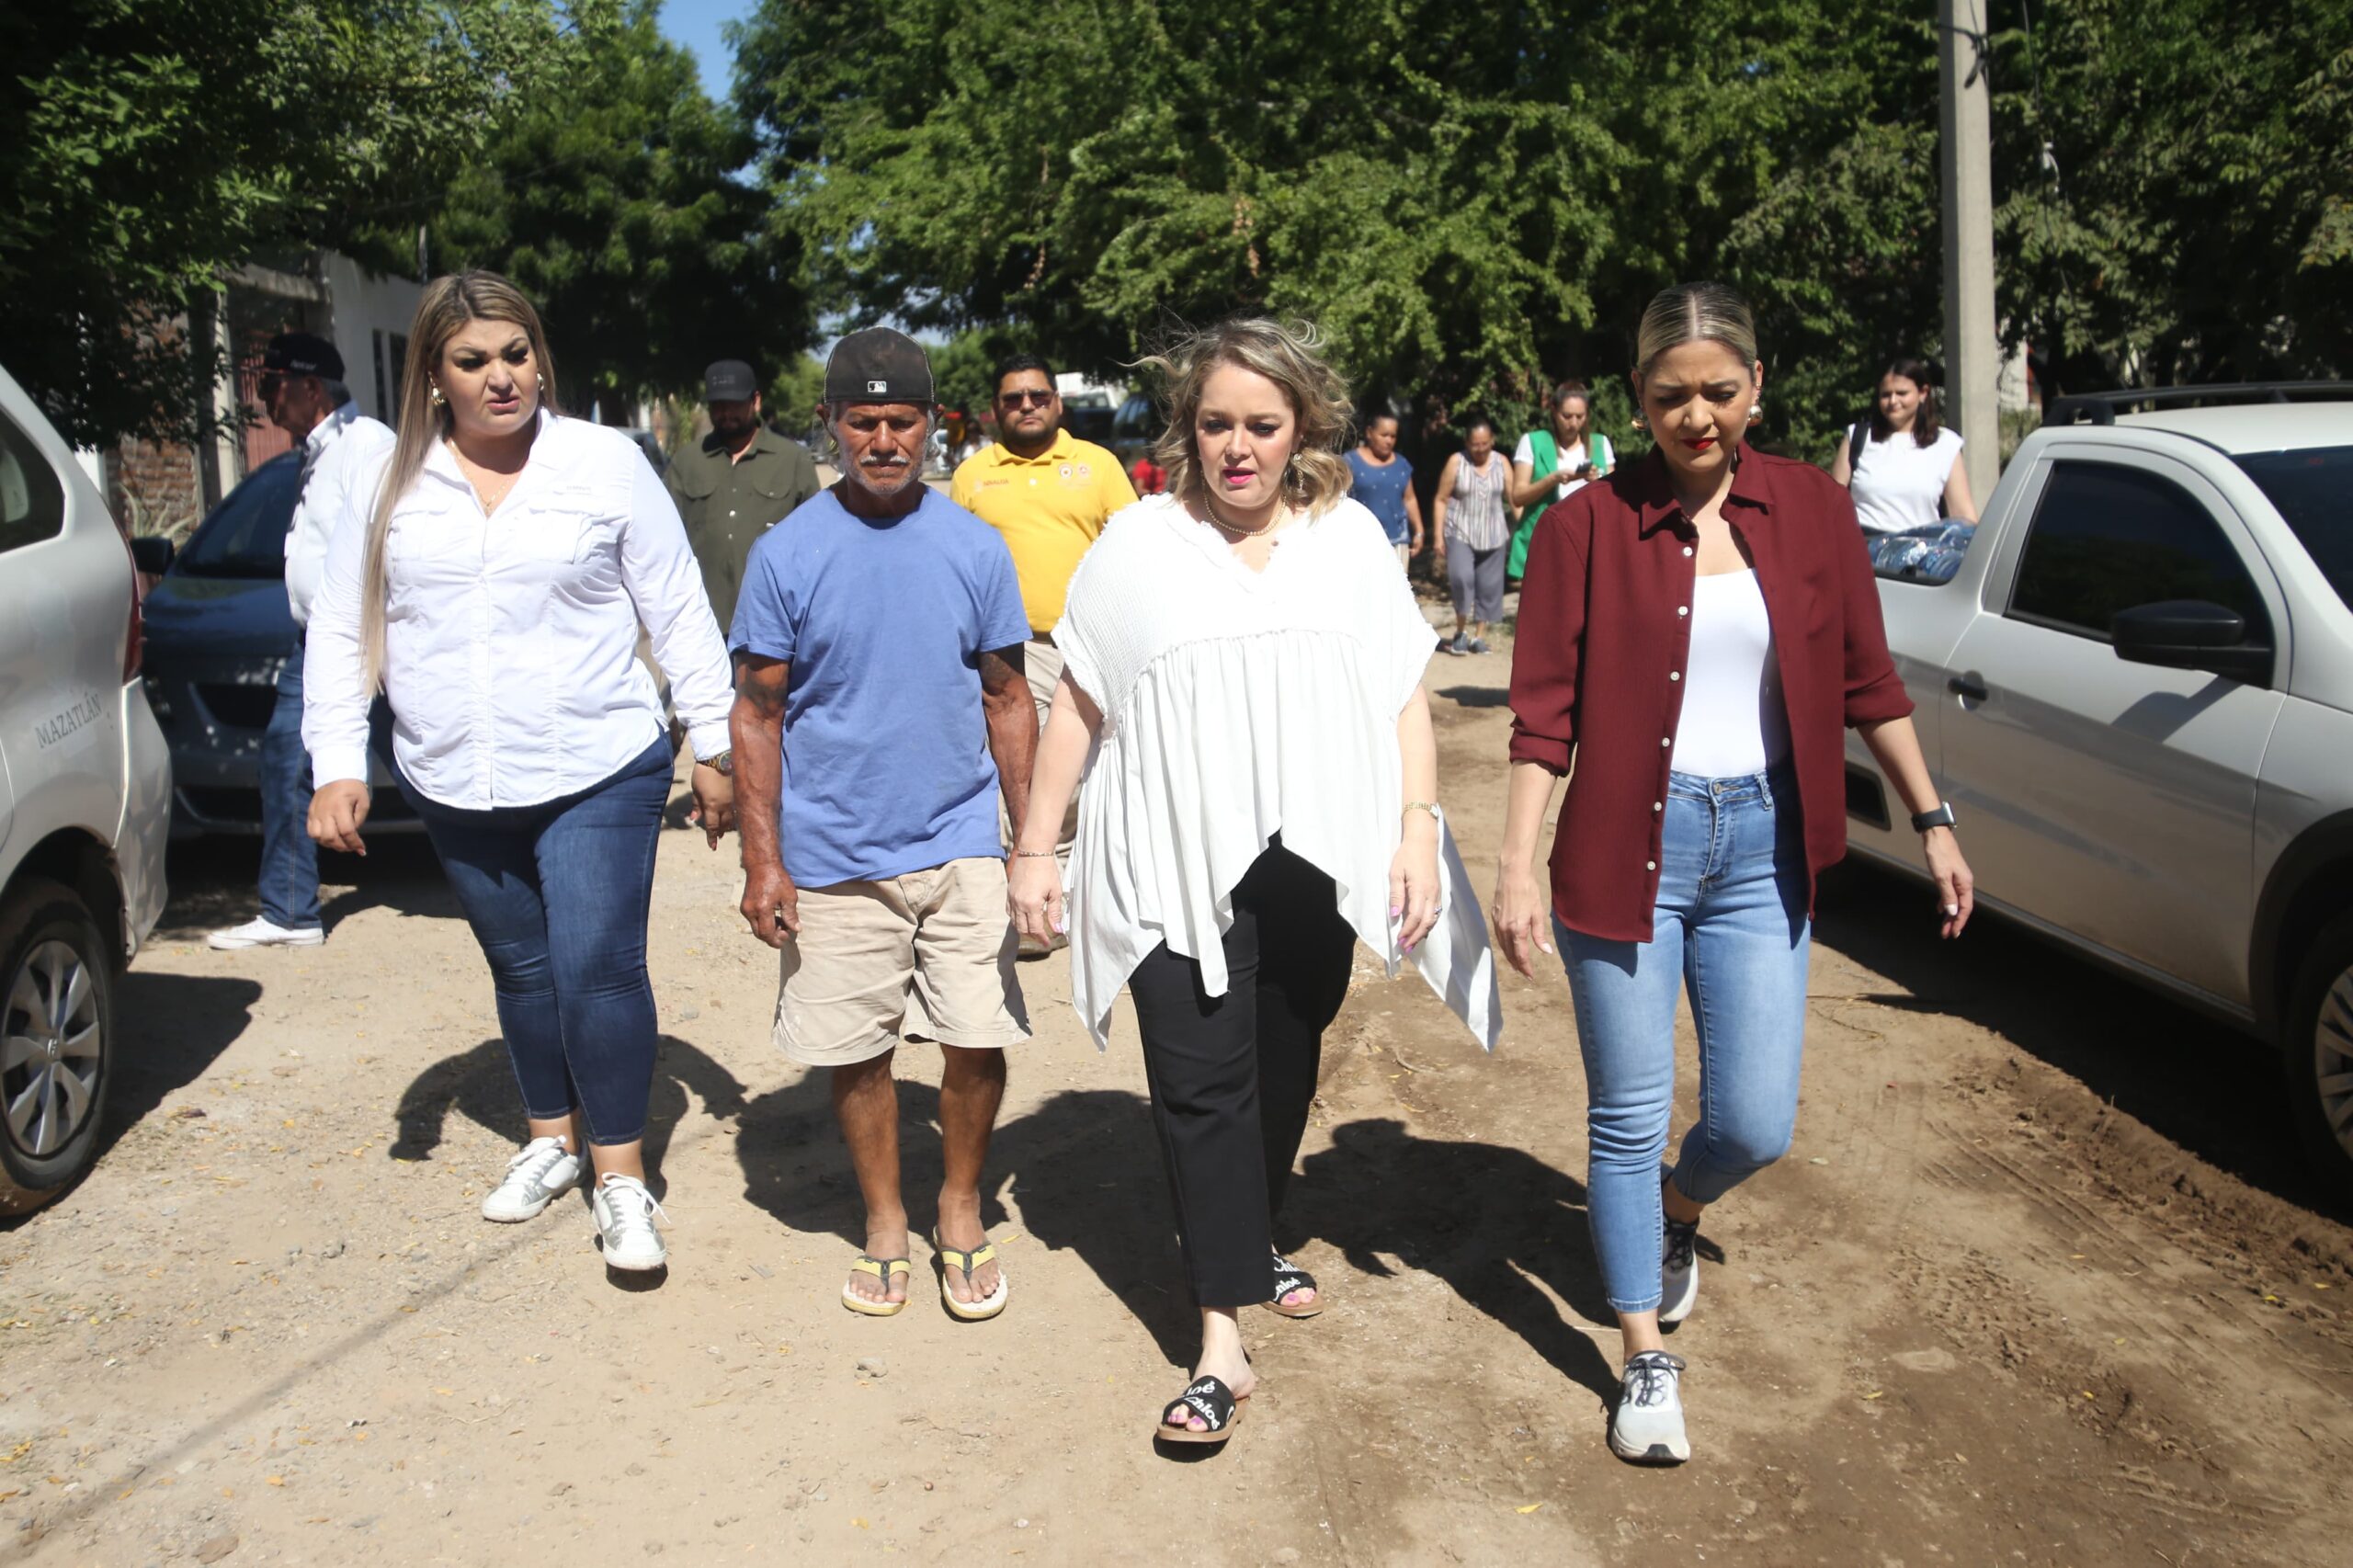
1507, 444, 1913, 941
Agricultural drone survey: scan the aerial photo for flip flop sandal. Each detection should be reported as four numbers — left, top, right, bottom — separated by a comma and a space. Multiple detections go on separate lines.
1267, 1252, 1324, 1319
1156, 1375, 1248, 1446
931, 1233, 1009, 1322
841, 1254, 911, 1316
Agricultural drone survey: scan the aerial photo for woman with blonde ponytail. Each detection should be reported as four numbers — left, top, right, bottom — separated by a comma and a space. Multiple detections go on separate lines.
302, 271, 738, 1276
1007, 316, 1494, 1448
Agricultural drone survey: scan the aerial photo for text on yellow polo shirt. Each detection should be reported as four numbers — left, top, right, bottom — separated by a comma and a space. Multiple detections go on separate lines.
951, 431, 1140, 634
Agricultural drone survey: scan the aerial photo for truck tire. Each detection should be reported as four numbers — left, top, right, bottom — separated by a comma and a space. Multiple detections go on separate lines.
0, 878, 115, 1215
2285, 911, 2353, 1210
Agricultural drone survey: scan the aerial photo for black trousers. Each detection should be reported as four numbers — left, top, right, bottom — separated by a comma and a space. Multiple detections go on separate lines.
1128, 842, 1357, 1308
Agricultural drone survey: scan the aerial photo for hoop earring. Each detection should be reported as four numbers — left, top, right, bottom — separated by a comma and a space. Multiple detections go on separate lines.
1747, 402, 1764, 426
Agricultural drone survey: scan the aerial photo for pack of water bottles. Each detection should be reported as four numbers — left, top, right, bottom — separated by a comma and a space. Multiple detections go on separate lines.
1867, 521, 1976, 584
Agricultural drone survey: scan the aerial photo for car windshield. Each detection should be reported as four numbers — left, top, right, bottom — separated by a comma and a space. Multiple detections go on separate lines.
2236, 446, 2353, 611
174, 456, 300, 579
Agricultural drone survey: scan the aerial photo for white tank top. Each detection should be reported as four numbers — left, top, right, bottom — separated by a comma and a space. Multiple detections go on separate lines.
1668, 569, 1790, 778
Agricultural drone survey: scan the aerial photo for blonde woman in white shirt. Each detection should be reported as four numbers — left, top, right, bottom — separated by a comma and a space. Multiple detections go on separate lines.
1008, 317, 1492, 1448
305, 271, 737, 1275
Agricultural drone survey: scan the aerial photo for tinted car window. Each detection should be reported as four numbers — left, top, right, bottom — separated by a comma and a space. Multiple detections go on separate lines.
2236, 445, 2352, 612
175, 455, 301, 579
0, 408, 66, 555
2008, 461, 2270, 644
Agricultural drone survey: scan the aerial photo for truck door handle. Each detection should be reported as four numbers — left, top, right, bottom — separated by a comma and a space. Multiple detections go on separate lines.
1949, 673, 1990, 702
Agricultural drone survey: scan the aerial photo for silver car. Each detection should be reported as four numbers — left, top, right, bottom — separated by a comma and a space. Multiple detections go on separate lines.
1844, 387, 2353, 1198
0, 366, 174, 1213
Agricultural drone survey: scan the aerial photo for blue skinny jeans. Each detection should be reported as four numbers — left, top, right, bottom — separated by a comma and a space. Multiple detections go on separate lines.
258, 649, 323, 931
407, 733, 672, 1145
1556, 767, 1812, 1314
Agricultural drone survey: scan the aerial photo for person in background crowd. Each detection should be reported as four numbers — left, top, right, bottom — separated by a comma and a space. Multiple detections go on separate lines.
306, 271, 738, 1275
734, 328, 1037, 1322
1506, 380, 1614, 585
1494, 281, 1973, 1466
207, 331, 394, 952
1431, 415, 1511, 655
1009, 316, 1487, 1449
1828, 358, 1977, 533
1130, 449, 1167, 495
951, 354, 1139, 940
1345, 410, 1424, 570
665, 358, 822, 635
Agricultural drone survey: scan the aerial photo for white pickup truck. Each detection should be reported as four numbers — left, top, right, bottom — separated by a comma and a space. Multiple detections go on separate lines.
1840, 386, 2353, 1199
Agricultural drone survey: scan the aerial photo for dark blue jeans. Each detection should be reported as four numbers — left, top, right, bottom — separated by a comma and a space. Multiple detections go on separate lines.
407, 733, 672, 1145
259, 649, 322, 931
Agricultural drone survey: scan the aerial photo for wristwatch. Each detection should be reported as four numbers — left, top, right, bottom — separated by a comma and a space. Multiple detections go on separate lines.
1911, 801, 1957, 833
699, 749, 733, 778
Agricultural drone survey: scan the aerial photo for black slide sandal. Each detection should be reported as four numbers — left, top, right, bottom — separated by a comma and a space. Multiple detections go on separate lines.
1155, 1375, 1247, 1445
1267, 1252, 1324, 1319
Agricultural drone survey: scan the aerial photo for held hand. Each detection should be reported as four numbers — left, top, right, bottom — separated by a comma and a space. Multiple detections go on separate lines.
741, 859, 801, 949
1388, 827, 1442, 953
1925, 826, 1975, 938
687, 763, 735, 849
307, 780, 371, 857
1490, 859, 1555, 979
1007, 853, 1064, 947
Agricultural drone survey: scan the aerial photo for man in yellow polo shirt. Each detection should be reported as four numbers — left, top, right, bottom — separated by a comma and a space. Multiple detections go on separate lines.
951, 355, 1138, 940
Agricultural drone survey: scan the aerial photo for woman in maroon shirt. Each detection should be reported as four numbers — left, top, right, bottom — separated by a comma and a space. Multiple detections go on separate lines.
1492, 282, 1974, 1466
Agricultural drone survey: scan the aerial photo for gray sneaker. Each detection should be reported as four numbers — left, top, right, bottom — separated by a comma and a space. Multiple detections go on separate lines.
1660, 1211, 1700, 1325
1464, 635, 1492, 655
481, 1136, 582, 1222
1441, 632, 1470, 656
1609, 1351, 1690, 1465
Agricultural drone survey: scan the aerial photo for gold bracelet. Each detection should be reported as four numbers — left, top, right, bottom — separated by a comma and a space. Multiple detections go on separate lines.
1013, 849, 1055, 858
1403, 801, 1439, 819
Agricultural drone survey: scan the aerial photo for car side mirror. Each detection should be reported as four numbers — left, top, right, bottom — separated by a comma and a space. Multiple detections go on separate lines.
2111, 599, 2270, 684
130, 536, 175, 575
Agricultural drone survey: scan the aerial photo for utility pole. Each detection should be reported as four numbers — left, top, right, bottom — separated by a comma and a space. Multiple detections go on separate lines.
1939, 0, 2000, 499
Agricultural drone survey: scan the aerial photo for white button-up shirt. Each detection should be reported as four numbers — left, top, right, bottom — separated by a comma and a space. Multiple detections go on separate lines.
284, 400, 395, 628
303, 413, 734, 808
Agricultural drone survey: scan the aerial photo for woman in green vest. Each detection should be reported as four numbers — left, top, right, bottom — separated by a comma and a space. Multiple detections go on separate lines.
1506, 380, 1615, 584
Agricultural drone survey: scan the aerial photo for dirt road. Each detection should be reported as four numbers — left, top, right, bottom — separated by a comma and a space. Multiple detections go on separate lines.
6, 645, 2352, 1566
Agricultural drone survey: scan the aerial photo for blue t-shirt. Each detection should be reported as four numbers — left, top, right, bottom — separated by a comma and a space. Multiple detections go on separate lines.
1345, 449, 1415, 543
730, 487, 1030, 887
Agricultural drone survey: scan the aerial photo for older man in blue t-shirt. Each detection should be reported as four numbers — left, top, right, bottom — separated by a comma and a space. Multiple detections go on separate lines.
729, 327, 1036, 1322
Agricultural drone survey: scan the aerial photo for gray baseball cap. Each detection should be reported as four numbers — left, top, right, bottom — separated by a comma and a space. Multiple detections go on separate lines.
704, 359, 759, 401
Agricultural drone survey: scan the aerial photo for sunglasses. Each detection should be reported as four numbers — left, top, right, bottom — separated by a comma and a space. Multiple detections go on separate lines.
999, 389, 1055, 408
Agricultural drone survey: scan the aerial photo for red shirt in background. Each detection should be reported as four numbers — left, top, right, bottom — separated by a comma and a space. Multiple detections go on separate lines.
1129, 456, 1167, 496
1507, 444, 1914, 940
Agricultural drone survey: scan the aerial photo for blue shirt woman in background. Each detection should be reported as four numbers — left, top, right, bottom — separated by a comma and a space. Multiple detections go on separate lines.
1344, 411, 1423, 569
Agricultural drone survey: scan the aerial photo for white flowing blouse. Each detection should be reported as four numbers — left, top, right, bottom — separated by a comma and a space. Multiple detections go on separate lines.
1053, 494, 1500, 1051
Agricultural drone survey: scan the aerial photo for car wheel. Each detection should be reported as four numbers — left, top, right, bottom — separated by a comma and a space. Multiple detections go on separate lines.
2285, 911, 2353, 1209
0, 878, 115, 1215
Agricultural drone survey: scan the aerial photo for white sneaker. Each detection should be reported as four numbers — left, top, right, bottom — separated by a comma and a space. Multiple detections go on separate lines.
480, 1136, 583, 1222
1609, 1351, 1690, 1465
207, 916, 324, 950
591, 1174, 668, 1271
1660, 1211, 1700, 1326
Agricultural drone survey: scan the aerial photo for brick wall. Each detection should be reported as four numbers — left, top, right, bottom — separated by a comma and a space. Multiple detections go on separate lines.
108, 437, 204, 541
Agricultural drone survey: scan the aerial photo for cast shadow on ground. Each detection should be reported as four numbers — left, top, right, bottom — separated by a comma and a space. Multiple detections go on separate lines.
1433, 685, 1511, 710
2, 970, 266, 1228
733, 1070, 1200, 1362
1292, 1117, 1623, 1407
388, 1033, 748, 1198
154, 834, 457, 943
1815, 860, 2335, 1214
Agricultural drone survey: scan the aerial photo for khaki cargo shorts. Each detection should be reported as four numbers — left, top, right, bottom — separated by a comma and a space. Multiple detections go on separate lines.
771, 857, 1030, 1067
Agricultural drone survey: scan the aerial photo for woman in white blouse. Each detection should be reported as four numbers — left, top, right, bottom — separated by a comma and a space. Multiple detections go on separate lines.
1008, 317, 1484, 1448
305, 271, 736, 1275
1827, 357, 1978, 534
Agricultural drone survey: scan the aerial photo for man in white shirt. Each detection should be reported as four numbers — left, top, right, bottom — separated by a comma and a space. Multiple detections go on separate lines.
209, 333, 394, 950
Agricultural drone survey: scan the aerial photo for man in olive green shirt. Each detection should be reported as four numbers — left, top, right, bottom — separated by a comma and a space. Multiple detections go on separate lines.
665, 359, 822, 634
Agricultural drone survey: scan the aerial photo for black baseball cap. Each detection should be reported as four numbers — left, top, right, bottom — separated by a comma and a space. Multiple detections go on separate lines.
705, 359, 759, 401
261, 332, 343, 381
823, 327, 934, 405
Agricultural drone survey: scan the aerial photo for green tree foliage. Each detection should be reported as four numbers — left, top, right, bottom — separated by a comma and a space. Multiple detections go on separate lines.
428, 1, 806, 418
1990, 0, 2353, 392
734, 0, 1943, 456
0, 1, 599, 447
